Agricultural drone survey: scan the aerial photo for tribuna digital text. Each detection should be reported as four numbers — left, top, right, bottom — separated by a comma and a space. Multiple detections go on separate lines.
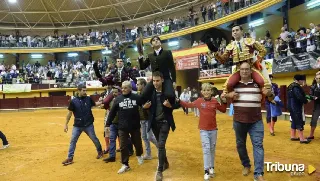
265, 162, 305, 172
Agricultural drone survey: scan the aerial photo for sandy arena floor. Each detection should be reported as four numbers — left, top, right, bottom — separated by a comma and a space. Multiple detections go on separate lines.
0, 109, 319, 181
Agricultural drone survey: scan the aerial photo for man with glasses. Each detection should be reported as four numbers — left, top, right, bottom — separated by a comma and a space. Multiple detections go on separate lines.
224, 62, 273, 181
138, 36, 176, 101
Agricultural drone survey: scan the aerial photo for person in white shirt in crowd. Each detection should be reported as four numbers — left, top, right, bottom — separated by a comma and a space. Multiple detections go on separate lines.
306, 28, 316, 52
249, 26, 256, 40
280, 27, 289, 41
180, 89, 191, 115
310, 23, 316, 34
193, 41, 199, 47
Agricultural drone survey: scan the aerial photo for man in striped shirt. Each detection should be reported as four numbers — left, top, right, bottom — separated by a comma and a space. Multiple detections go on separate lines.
224, 62, 273, 181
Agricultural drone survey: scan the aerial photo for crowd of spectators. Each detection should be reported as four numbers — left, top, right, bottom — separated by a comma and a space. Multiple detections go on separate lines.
0, 58, 142, 87
199, 23, 320, 71
253, 23, 320, 59
0, 0, 263, 48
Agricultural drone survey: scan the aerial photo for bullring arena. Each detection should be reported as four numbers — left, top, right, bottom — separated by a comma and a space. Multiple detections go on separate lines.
0, 0, 320, 180
0, 109, 319, 181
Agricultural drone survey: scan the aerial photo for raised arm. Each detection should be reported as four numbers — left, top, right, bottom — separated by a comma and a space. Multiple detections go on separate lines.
179, 99, 198, 108
168, 51, 176, 83
138, 56, 151, 70
214, 50, 232, 64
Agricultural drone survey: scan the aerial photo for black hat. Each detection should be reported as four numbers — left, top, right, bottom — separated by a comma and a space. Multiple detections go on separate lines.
205, 35, 218, 52
294, 74, 306, 81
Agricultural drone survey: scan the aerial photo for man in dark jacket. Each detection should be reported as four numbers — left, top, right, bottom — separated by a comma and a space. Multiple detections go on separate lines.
138, 36, 176, 101
62, 84, 104, 166
105, 81, 144, 174
307, 72, 320, 139
287, 74, 311, 144
143, 71, 177, 181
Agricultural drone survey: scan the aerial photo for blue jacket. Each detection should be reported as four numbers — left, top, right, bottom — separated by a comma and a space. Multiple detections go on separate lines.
70, 96, 95, 127
287, 82, 308, 121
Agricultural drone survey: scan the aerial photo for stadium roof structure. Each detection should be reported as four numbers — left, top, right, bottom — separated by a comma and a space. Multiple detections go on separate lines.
0, 0, 203, 30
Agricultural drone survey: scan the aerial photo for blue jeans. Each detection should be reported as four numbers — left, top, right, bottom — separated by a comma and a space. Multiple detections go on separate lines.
109, 124, 119, 158
233, 120, 264, 178
67, 124, 102, 159
141, 120, 157, 156
200, 130, 217, 170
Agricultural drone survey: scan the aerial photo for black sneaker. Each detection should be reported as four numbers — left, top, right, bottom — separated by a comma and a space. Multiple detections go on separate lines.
103, 157, 116, 163
300, 139, 311, 144
307, 136, 314, 140
129, 151, 134, 156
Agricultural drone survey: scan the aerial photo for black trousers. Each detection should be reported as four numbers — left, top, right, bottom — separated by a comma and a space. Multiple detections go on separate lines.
0, 131, 9, 145
142, 78, 175, 101
152, 121, 170, 172
118, 129, 143, 165
182, 107, 189, 114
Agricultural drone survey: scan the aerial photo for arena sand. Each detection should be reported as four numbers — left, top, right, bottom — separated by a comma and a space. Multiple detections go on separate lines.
0, 109, 319, 181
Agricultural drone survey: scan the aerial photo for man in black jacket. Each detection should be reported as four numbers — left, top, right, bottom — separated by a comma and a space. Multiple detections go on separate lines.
287, 75, 311, 144
138, 36, 176, 101
105, 81, 144, 174
308, 72, 320, 139
143, 71, 176, 181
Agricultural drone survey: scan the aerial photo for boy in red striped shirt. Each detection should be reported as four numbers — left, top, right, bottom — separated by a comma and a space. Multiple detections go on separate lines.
178, 83, 227, 180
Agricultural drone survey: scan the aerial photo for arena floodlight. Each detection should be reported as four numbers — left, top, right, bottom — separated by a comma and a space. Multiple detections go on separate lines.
31, 54, 43, 58
168, 41, 179, 47
306, 0, 320, 9
67, 53, 78, 57
0, 54, 3, 58
248, 19, 264, 28
8, 0, 17, 4
102, 50, 112, 54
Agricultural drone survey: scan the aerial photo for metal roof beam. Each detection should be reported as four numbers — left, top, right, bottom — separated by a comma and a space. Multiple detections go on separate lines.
40, 0, 55, 28
108, 0, 123, 22
0, 0, 142, 13
133, 0, 146, 19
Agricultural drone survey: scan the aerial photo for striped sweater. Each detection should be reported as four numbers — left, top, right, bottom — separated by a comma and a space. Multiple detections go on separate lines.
231, 80, 262, 123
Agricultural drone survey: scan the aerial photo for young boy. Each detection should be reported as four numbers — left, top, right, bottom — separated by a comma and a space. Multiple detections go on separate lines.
178, 83, 227, 180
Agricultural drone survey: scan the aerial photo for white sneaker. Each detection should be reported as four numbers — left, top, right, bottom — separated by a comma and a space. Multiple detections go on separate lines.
204, 173, 210, 180
209, 168, 215, 177
117, 164, 130, 174
142, 154, 152, 160
137, 156, 144, 165
1, 144, 9, 150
